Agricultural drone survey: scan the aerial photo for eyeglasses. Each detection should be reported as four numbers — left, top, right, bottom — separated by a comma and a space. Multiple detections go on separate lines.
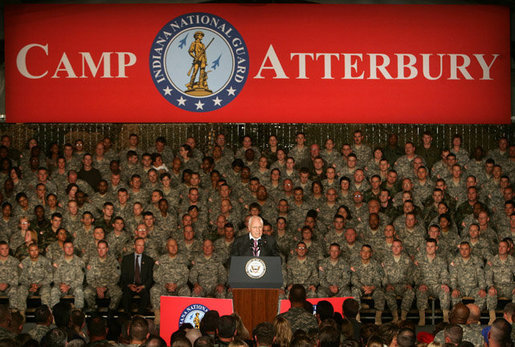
297, 247, 306, 250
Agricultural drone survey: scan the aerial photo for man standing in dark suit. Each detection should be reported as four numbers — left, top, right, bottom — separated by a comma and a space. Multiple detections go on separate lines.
120, 237, 154, 314
230, 216, 279, 257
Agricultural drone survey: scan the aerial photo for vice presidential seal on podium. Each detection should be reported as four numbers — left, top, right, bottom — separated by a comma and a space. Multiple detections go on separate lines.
228, 215, 283, 330
245, 257, 266, 279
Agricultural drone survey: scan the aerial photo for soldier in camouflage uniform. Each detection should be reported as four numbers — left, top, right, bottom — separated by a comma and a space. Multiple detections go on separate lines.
462, 223, 492, 263
274, 217, 294, 262
286, 241, 319, 298
318, 243, 352, 298
113, 189, 133, 223
318, 184, 338, 214
254, 185, 277, 224
122, 224, 160, 260
414, 238, 451, 326
50, 240, 85, 309
350, 191, 369, 225
446, 165, 468, 205
105, 217, 130, 262
9, 216, 31, 252
296, 226, 324, 264
359, 213, 384, 252
486, 240, 515, 324
288, 187, 312, 230
155, 198, 179, 236
351, 244, 385, 324
383, 239, 416, 322
395, 212, 425, 258
351, 169, 370, 195
289, 132, 309, 169
38, 212, 62, 255
177, 225, 203, 267
393, 142, 417, 180
63, 200, 83, 234
437, 215, 461, 262
18, 243, 52, 311
189, 239, 227, 298
89, 179, 111, 214
0, 241, 19, 310
455, 187, 482, 231
150, 239, 190, 323
28, 305, 52, 343
492, 201, 513, 237
422, 188, 445, 227
72, 212, 94, 256
82, 226, 107, 264
413, 166, 434, 203
450, 241, 487, 310
213, 223, 235, 267
143, 211, 170, 255
302, 212, 327, 242
351, 130, 372, 168
127, 175, 149, 206
425, 224, 452, 263
212, 146, 232, 176
45, 228, 68, 263
84, 240, 122, 310
276, 284, 319, 333
432, 303, 485, 346
323, 215, 346, 255
477, 210, 499, 254
340, 228, 363, 265
209, 199, 241, 236
374, 224, 396, 263
321, 139, 340, 169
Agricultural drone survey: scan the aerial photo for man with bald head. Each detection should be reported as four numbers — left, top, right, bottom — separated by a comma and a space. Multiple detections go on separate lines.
230, 216, 279, 257
465, 303, 483, 343
466, 303, 481, 325
150, 238, 190, 324
434, 303, 484, 346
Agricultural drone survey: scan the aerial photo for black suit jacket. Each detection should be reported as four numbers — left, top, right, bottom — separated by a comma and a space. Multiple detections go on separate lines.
120, 253, 154, 290
230, 234, 279, 257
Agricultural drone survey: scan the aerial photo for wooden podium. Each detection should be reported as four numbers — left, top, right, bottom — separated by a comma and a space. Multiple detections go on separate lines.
228, 256, 283, 332
232, 288, 279, 332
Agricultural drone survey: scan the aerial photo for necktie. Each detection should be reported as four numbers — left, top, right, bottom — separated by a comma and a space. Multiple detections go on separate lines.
252, 239, 259, 256
134, 255, 141, 284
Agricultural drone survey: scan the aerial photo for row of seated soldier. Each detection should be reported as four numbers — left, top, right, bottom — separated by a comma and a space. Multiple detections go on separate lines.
0, 130, 511, 328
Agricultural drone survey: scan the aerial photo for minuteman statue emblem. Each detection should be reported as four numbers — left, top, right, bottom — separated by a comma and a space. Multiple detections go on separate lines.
150, 12, 249, 112
186, 31, 212, 95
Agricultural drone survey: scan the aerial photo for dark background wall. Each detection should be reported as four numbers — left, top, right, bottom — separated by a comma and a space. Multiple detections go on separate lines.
0, 123, 510, 156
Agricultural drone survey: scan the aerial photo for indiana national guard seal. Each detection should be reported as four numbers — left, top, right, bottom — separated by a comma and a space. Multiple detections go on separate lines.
178, 303, 210, 329
245, 257, 266, 279
150, 13, 249, 112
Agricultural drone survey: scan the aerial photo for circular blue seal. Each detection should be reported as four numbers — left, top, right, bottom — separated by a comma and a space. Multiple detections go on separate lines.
150, 12, 249, 112
178, 304, 210, 329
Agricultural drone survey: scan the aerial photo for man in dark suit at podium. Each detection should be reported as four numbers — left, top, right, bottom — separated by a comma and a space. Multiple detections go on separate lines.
231, 216, 279, 257
120, 237, 154, 314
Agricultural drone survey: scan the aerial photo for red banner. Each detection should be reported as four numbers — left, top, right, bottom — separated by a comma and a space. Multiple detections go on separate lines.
160, 296, 233, 344
4, 4, 511, 123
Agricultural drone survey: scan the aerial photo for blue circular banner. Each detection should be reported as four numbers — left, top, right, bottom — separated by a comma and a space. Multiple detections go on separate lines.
150, 12, 249, 112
